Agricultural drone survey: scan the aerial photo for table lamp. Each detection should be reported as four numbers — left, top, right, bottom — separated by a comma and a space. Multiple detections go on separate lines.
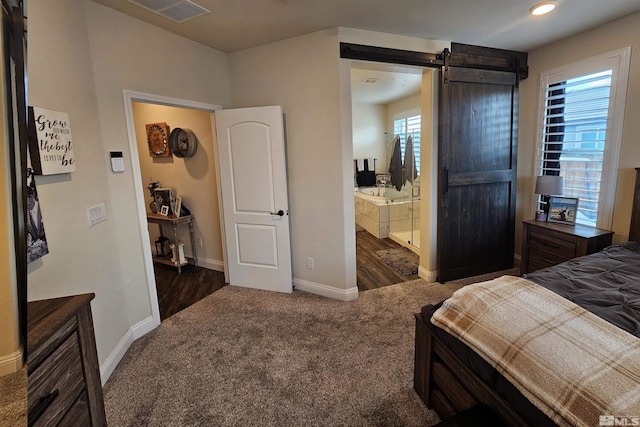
534, 175, 563, 221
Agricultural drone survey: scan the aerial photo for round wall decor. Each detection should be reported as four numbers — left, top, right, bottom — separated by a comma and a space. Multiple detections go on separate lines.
169, 127, 198, 158
146, 122, 171, 157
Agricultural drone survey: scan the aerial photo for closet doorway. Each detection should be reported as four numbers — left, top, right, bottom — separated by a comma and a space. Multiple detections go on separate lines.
123, 91, 226, 323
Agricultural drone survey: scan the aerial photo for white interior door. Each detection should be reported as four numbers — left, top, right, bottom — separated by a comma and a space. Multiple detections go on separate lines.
214, 106, 292, 293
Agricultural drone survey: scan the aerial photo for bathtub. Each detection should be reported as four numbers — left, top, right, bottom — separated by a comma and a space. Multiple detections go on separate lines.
354, 187, 419, 239
355, 186, 412, 204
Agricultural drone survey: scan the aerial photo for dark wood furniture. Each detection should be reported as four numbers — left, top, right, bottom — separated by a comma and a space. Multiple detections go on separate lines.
520, 219, 613, 274
414, 311, 533, 426
27, 293, 106, 426
341, 42, 528, 282
147, 213, 198, 274
434, 403, 507, 427
414, 185, 640, 425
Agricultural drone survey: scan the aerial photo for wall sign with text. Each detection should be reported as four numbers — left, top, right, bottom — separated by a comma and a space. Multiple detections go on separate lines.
28, 106, 76, 175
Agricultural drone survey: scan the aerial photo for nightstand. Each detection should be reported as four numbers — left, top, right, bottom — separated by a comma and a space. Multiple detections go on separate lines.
521, 219, 614, 274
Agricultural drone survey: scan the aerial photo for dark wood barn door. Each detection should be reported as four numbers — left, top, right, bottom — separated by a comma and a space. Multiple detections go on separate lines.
438, 45, 525, 282
340, 42, 527, 283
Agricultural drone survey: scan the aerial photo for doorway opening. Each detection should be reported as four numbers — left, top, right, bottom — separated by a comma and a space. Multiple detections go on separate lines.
350, 61, 426, 291
123, 91, 225, 324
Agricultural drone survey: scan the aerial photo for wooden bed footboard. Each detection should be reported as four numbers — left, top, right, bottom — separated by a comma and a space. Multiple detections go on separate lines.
413, 313, 532, 426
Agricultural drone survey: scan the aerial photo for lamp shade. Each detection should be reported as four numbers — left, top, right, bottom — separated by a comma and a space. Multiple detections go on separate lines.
534, 175, 563, 196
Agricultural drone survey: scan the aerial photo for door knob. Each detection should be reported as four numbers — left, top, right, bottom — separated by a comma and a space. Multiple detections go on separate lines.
271, 210, 285, 216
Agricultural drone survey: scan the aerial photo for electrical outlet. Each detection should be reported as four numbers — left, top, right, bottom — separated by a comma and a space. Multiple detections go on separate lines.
306, 257, 314, 270
198, 238, 203, 247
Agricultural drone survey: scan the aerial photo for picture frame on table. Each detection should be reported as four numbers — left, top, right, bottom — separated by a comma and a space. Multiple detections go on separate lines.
175, 196, 182, 218
154, 187, 176, 216
548, 196, 579, 225
159, 205, 169, 216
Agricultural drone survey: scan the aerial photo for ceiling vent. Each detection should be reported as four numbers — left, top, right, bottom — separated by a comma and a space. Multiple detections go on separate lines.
127, 0, 210, 23
362, 78, 380, 84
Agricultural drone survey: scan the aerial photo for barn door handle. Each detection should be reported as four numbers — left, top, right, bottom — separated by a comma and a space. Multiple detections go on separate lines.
442, 167, 449, 194
271, 210, 285, 216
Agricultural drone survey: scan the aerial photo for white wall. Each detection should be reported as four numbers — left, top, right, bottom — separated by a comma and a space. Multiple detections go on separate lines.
27, 0, 131, 370
27, 0, 231, 379
229, 28, 449, 299
352, 91, 421, 178
352, 103, 386, 175
228, 29, 358, 300
132, 103, 223, 270
517, 11, 640, 251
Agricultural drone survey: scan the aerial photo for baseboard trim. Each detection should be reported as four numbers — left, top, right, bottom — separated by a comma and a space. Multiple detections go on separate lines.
197, 258, 224, 272
293, 278, 359, 301
100, 316, 158, 385
418, 266, 438, 283
132, 316, 159, 339
0, 350, 23, 376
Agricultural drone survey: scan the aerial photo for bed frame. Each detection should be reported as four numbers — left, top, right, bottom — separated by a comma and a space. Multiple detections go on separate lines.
413, 168, 640, 424
413, 311, 533, 425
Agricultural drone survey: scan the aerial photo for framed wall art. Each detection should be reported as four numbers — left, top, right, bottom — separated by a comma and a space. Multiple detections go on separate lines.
548, 196, 579, 225
146, 122, 171, 157
28, 106, 76, 175
26, 168, 49, 262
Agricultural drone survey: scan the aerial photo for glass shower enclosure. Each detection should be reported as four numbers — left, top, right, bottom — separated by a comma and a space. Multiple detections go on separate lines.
385, 131, 420, 254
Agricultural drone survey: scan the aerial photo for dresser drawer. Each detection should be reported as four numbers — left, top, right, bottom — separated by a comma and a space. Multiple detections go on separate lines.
28, 332, 85, 427
529, 230, 576, 260
521, 220, 614, 274
528, 247, 570, 270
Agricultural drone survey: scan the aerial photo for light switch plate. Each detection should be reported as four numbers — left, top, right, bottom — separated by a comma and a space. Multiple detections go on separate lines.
88, 203, 107, 227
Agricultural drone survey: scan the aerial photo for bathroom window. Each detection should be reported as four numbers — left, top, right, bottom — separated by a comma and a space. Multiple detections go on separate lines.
393, 115, 420, 175
534, 48, 630, 229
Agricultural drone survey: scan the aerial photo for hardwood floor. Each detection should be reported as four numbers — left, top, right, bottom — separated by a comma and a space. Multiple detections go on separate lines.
154, 263, 226, 321
356, 230, 419, 291
153, 230, 414, 316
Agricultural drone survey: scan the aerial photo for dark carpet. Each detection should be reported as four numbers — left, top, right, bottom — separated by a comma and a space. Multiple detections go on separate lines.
0, 367, 27, 426
103, 279, 466, 426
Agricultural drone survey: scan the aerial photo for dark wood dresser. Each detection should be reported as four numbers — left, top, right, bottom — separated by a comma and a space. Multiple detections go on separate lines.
521, 219, 614, 274
27, 293, 106, 426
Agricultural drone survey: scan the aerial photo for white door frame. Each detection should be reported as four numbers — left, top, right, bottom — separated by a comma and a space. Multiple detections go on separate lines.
122, 89, 222, 326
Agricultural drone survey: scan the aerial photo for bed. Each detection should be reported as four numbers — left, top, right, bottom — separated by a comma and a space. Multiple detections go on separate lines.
414, 171, 640, 426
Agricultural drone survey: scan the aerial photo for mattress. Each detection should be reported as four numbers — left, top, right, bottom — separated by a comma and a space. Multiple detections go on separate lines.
422, 241, 640, 425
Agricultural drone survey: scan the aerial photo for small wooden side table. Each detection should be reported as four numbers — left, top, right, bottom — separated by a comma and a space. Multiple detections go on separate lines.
147, 213, 198, 273
521, 219, 613, 274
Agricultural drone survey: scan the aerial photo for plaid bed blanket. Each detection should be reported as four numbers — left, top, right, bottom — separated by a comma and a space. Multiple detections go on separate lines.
431, 276, 640, 427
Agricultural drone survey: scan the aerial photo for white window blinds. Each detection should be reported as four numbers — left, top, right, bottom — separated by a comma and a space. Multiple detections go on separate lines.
535, 48, 631, 229
393, 115, 421, 176
537, 71, 612, 227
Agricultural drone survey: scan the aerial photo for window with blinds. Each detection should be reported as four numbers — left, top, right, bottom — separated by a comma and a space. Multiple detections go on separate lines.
534, 48, 631, 229
393, 115, 421, 176
537, 71, 611, 227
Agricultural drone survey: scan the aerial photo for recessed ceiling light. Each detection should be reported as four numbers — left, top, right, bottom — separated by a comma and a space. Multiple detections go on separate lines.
530, 1, 557, 16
